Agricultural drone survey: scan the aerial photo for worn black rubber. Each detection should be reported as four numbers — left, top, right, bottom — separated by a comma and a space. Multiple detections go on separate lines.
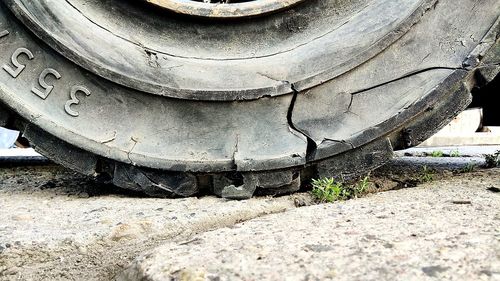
0, 0, 498, 199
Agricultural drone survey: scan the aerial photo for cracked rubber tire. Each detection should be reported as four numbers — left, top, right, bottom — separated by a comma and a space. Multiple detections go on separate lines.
0, 0, 498, 199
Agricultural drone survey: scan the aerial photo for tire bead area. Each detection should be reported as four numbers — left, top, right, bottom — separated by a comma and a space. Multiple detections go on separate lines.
144, 0, 307, 18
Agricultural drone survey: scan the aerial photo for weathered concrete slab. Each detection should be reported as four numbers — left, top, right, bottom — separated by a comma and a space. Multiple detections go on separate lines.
0, 165, 499, 280
119, 169, 500, 281
396, 145, 500, 158
379, 156, 486, 173
0, 166, 299, 280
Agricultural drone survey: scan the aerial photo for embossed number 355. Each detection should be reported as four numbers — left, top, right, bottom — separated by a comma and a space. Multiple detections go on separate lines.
2, 47, 34, 78
65, 85, 91, 117
2, 45, 91, 117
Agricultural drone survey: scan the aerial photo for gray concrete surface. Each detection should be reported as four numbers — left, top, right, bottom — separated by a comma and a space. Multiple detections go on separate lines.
0, 166, 300, 280
120, 169, 500, 281
380, 156, 486, 173
0, 165, 499, 280
396, 145, 500, 157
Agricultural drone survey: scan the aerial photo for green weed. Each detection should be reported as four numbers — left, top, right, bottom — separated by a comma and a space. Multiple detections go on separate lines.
419, 166, 434, 183
485, 150, 500, 168
356, 176, 370, 195
430, 150, 444, 157
462, 161, 477, 173
311, 176, 371, 203
450, 150, 461, 157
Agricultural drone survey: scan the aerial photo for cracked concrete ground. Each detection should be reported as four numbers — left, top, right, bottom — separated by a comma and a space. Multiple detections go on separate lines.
0, 165, 499, 280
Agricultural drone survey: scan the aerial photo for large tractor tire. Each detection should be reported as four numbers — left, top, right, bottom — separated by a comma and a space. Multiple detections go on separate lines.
0, 0, 498, 198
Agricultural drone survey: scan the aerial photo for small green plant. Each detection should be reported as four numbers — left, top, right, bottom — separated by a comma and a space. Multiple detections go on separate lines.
430, 150, 444, 157
311, 177, 347, 202
450, 150, 461, 157
311, 176, 371, 203
485, 150, 500, 168
356, 176, 370, 196
419, 166, 434, 183
462, 161, 477, 173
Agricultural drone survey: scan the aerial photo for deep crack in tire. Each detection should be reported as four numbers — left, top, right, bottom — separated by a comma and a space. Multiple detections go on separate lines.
0, 0, 498, 199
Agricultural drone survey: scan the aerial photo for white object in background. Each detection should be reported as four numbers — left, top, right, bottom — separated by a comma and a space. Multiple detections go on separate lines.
483, 126, 500, 133
0, 127, 19, 148
419, 108, 500, 147
434, 108, 482, 134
